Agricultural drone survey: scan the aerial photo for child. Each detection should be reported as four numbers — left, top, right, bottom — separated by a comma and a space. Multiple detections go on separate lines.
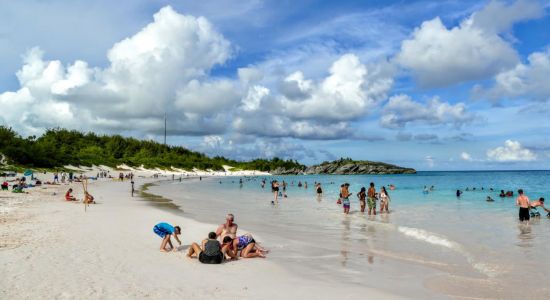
65, 188, 77, 201
153, 222, 181, 252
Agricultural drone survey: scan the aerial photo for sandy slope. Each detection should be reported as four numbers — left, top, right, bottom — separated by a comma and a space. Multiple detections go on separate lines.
0, 178, 399, 299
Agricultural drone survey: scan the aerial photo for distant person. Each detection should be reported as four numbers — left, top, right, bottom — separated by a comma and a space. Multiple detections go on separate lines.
357, 187, 366, 213
131, 180, 135, 197
486, 196, 494, 202
84, 191, 95, 204
53, 172, 59, 184
153, 222, 181, 252
456, 190, 462, 197
282, 180, 287, 198
65, 188, 77, 201
271, 180, 279, 204
216, 214, 238, 240
499, 190, 506, 197
1, 181, 8, 191
516, 189, 530, 223
316, 183, 323, 196
379, 186, 390, 213
367, 182, 377, 215
341, 184, 351, 214
298, 181, 302, 187
423, 186, 429, 194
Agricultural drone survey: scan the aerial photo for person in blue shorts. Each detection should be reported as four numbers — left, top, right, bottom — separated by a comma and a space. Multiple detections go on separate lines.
153, 222, 181, 252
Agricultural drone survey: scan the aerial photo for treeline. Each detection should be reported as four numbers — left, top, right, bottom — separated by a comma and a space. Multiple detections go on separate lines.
0, 126, 304, 171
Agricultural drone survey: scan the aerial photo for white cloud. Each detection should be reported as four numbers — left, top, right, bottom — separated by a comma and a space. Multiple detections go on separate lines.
380, 94, 475, 129
474, 48, 550, 102
396, 0, 543, 87
425, 156, 435, 168
0, 6, 235, 136
486, 140, 537, 162
461, 152, 472, 161
280, 54, 393, 121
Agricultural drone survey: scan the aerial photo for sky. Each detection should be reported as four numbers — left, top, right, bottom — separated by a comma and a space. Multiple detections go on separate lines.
0, 0, 549, 170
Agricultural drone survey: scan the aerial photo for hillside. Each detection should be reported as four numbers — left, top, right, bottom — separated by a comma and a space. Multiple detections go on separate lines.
272, 158, 416, 175
0, 126, 304, 172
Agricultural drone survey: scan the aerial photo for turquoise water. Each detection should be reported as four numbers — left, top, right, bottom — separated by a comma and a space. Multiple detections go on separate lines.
150, 171, 550, 299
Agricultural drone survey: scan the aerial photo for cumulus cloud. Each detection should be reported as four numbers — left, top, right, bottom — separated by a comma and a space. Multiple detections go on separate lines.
474, 48, 550, 102
280, 54, 393, 121
232, 53, 394, 140
396, 0, 543, 87
460, 152, 472, 161
486, 140, 537, 162
380, 94, 475, 129
0, 6, 235, 136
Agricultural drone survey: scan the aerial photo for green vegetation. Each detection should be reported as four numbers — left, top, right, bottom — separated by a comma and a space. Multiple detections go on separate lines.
0, 126, 305, 172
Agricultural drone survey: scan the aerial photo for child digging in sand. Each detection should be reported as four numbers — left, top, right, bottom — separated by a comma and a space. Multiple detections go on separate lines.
153, 222, 181, 252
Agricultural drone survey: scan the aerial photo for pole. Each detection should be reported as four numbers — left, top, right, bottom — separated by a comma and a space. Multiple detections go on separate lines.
164, 113, 167, 145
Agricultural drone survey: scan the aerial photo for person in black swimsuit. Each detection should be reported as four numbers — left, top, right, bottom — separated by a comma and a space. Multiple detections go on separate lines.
187, 232, 236, 264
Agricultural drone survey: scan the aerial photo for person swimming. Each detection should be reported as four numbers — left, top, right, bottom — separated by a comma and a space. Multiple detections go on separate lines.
486, 196, 495, 202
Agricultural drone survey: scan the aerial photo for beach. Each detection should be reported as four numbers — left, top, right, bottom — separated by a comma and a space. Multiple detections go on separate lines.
0, 173, 399, 299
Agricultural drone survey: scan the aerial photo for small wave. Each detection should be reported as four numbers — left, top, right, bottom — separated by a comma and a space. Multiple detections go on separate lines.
397, 226, 458, 250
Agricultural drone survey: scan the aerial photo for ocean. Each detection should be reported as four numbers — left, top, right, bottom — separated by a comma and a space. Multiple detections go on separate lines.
149, 171, 550, 299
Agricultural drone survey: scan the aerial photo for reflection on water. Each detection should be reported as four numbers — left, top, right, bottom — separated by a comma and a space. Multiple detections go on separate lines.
517, 224, 533, 248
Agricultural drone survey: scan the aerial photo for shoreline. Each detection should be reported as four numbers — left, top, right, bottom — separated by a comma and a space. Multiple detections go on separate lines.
0, 174, 400, 299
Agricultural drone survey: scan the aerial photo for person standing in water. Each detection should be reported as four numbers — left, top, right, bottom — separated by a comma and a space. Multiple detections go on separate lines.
341, 183, 351, 214
131, 180, 135, 197
516, 189, 530, 223
367, 182, 377, 215
357, 187, 366, 213
271, 180, 280, 204
379, 186, 390, 213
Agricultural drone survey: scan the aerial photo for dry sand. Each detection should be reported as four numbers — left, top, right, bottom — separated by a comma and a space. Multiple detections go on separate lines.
0, 176, 400, 299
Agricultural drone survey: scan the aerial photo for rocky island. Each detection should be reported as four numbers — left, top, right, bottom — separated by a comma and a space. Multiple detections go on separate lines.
271, 158, 416, 175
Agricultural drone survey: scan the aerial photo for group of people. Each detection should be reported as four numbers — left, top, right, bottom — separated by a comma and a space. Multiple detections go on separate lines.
338, 182, 390, 215
64, 188, 95, 204
153, 214, 268, 264
516, 189, 549, 222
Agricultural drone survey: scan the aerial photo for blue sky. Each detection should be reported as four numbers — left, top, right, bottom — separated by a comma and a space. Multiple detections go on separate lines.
0, 0, 549, 170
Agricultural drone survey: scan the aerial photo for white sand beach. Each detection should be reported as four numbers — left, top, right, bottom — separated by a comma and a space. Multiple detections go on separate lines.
0, 175, 399, 299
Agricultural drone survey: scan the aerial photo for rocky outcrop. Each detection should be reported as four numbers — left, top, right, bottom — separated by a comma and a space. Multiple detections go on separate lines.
271, 159, 416, 175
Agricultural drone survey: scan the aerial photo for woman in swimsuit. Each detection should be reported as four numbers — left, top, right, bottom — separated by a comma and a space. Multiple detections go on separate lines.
357, 187, 366, 213
379, 186, 390, 213
230, 234, 268, 258
271, 181, 279, 204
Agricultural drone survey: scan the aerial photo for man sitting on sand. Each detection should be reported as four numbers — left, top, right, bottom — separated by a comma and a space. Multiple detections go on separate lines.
65, 188, 77, 201
153, 222, 181, 252
187, 232, 237, 264
216, 214, 238, 240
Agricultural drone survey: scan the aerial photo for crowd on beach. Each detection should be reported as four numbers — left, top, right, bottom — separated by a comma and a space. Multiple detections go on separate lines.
153, 214, 268, 265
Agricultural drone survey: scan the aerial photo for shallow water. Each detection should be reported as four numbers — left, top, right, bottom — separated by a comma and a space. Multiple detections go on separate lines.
149, 171, 550, 299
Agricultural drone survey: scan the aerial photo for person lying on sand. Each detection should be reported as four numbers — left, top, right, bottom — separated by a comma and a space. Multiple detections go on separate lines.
153, 222, 181, 252
227, 234, 268, 258
216, 213, 238, 240
187, 232, 237, 264
65, 188, 77, 201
